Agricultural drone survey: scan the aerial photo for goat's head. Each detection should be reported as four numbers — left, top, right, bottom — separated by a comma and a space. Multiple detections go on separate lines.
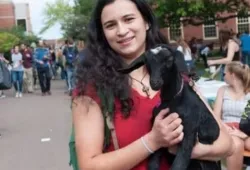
118, 44, 177, 91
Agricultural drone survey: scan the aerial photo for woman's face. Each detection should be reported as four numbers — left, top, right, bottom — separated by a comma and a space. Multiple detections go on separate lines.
14, 46, 19, 53
101, 0, 149, 62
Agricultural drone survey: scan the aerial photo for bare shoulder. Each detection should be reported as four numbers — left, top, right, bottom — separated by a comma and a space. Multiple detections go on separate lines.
218, 85, 227, 93
216, 85, 228, 97
228, 39, 239, 49
72, 96, 102, 117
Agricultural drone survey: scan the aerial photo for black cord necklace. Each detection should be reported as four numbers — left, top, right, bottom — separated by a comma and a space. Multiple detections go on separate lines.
130, 73, 150, 98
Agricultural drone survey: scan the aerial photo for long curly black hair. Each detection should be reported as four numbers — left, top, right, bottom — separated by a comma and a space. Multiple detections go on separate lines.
75, 0, 168, 118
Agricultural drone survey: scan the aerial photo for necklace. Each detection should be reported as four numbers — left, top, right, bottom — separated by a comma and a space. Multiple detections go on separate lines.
130, 73, 150, 98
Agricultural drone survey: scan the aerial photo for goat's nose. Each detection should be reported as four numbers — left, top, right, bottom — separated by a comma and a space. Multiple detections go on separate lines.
150, 80, 162, 89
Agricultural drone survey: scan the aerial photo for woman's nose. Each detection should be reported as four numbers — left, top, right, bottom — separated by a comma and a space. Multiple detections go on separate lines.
116, 23, 129, 36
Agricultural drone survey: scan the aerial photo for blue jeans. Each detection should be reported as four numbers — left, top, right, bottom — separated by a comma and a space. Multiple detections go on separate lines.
66, 67, 75, 91
242, 51, 250, 65
11, 71, 24, 92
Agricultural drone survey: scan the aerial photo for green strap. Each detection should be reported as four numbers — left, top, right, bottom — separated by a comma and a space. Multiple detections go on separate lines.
69, 88, 114, 170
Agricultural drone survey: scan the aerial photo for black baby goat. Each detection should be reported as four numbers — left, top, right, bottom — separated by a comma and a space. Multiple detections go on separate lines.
118, 44, 220, 170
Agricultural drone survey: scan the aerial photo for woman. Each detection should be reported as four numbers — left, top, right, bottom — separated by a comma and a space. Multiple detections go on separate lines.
214, 61, 250, 170
207, 29, 240, 80
56, 48, 66, 80
11, 45, 24, 98
176, 37, 193, 71
72, 0, 234, 170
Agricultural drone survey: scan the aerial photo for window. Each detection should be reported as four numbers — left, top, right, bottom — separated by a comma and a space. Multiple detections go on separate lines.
169, 22, 182, 41
203, 19, 217, 39
16, 19, 27, 31
237, 16, 249, 34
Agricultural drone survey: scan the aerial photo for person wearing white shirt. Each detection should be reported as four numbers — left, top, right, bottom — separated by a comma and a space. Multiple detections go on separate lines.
176, 38, 193, 71
11, 45, 24, 98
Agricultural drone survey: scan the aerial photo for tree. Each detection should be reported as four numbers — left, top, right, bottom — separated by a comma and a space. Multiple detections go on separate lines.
150, 0, 250, 26
0, 32, 19, 60
41, 0, 94, 40
61, 0, 95, 40
40, 0, 74, 34
0, 26, 40, 45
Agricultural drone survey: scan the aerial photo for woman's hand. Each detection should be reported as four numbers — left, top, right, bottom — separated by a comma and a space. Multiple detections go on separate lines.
229, 127, 248, 140
147, 108, 184, 151
207, 60, 214, 66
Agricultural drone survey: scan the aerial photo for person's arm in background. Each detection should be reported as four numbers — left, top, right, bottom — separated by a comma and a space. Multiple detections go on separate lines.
207, 40, 238, 66
1, 56, 9, 64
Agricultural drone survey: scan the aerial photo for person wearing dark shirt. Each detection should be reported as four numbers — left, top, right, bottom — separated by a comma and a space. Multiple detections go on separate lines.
21, 44, 34, 93
49, 47, 57, 79
63, 39, 78, 95
34, 40, 51, 96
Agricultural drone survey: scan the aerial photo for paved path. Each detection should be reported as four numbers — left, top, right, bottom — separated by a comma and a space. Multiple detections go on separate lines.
0, 80, 72, 170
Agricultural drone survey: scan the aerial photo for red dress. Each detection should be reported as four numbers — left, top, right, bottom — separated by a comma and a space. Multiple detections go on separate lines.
78, 86, 170, 170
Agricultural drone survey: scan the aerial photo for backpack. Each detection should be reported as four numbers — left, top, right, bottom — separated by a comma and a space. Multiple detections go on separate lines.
65, 47, 77, 68
0, 61, 12, 90
69, 88, 116, 170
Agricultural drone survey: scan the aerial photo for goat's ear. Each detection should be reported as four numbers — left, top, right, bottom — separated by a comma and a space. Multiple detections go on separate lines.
117, 55, 145, 74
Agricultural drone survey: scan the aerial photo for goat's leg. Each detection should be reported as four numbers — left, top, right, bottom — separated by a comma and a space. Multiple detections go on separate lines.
198, 112, 220, 144
170, 133, 196, 170
148, 149, 162, 170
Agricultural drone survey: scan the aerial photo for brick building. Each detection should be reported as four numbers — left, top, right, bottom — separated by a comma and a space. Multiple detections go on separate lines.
161, 12, 250, 43
0, 0, 32, 32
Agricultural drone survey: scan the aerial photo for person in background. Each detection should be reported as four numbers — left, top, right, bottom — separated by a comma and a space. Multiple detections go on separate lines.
49, 47, 57, 79
240, 30, 250, 65
207, 29, 241, 80
199, 42, 214, 69
72, 0, 234, 170
34, 40, 51, 96
176, 37, 193, 71
213, 61, 250, 170
0, 53, 9, 98
63, 38, 78, 96
21, 44, 34, 93
76, 40, 85, 54
56, 48, 66, 80
11, 45, 24, 98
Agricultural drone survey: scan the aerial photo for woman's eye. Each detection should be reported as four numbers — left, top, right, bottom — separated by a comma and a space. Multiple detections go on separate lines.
125, 18, 134, 22
105, 24, 115, 29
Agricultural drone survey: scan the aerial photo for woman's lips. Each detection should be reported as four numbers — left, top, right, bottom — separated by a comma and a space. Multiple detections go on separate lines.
117, 37, 134, 46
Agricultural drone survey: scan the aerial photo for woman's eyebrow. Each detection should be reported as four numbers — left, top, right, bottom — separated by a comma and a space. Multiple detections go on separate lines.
103, 13, 136, 26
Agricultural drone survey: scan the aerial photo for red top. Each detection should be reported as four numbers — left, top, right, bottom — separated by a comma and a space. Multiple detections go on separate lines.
75, 86, 170, 170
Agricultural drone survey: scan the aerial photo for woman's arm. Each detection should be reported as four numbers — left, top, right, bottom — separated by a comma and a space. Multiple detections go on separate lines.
191, 86, 234, 160
208, 40, 239, 66
73, 96, 183, 170
2, 57, 9, 64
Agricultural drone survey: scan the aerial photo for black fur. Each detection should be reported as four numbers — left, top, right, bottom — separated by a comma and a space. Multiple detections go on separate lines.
118, 44, 220, 170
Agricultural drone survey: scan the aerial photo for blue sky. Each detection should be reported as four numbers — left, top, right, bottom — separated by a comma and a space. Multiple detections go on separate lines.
13, 0, 63, 40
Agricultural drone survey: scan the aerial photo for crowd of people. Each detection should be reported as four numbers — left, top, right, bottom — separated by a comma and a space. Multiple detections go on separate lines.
0, 38, 84, 98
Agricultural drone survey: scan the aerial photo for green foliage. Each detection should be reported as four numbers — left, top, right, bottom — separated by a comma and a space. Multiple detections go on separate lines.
0, 32, 19, 53
40, 0, 74, 34
61, 0, 95, 40
151, 0, 250, 26
0, 26, 40, 45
